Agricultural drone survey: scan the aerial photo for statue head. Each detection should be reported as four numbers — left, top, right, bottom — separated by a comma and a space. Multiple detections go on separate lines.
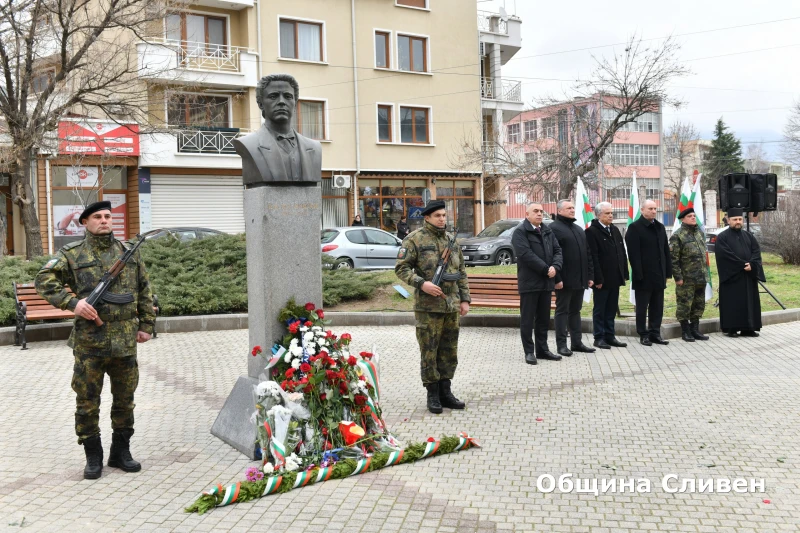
256, 74, 300, 128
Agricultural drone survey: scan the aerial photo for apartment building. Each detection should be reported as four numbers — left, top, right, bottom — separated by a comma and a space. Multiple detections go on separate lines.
499, 95, 664, 222
14, 0, 488, 256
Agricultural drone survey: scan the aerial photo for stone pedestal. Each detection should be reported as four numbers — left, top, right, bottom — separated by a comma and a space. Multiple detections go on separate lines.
211, 184, 323, 458
704, 190, 718, 228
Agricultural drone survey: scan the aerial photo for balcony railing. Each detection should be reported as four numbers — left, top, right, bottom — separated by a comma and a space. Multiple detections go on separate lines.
480, 77, 522, 103
482, 141, 525, 169
175, 128, 244, 155
155, 38, 247, 72
477, 10, 508, 35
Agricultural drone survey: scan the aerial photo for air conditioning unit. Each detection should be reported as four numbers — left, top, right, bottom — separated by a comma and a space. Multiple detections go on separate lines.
479, 42, 485, 56
332, 174, 351, 188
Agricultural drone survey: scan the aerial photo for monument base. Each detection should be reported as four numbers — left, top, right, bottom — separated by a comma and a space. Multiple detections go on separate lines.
211, 375, 260, 459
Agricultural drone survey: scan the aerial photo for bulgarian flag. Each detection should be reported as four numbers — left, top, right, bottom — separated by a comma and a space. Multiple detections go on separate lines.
671, 177, 693, 233
627, 171, 641, 305
574, 177, 595, 303
690, 174, 714, 300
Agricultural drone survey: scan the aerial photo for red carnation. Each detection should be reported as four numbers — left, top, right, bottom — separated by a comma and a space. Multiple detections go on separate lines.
251, 345, 263, 356
300, 363, 312, 373
288, 323, 299, 334
320, 393, 327, 401
341, 333, 352, 342
304, 321, 313, 327
354, 394, 367, 406
326, 370, 337, 381
305, 302, 315, 311
321, 427, 328, 436
316, 309, 324, 319
360, 351, 373, 359
359, 375, 366, 381
285, 368, 296, 378
427, 437, 435, 443
347, 356, 357, 366
339, 382, 349, 395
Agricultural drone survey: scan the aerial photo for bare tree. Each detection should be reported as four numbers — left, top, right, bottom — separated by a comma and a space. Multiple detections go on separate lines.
663, 120, 700, 195
455, 35, 690, 200
0, 0, 185, 257
781, 101, 800, 167
744, 143, 770, 173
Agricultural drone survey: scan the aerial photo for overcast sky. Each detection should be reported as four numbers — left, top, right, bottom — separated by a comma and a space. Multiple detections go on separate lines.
479, 0, 800, 161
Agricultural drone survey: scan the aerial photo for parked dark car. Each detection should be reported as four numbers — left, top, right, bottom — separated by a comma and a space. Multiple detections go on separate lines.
459, 215, 552, 266
143, 227, 226, 242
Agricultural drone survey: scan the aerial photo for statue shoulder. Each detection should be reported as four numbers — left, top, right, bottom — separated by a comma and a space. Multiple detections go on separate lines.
296, 131, 322, 153
235, 127, 269, 151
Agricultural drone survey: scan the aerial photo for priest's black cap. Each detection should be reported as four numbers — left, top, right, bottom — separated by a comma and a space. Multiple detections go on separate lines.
421, 200, 446, 217
79, 201, 112, 224
726, 207, 744, 218
678, 207, 695, 219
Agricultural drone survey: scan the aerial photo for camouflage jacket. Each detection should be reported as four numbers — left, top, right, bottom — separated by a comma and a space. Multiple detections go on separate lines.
669, 223, 709, 284
395, 222, 471, 313
35, 232, 156, 357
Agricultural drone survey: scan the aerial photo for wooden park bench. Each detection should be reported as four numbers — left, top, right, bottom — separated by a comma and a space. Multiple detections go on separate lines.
466, 274, 556, 310
13, 282, 159, 350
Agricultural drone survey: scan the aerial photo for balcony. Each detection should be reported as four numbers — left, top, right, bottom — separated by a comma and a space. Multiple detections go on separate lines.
482, 141, 525, 175
480, 77, 524, 122
136, 38, 258, 89
191, 0, 253, 10
139, 128, 251, 169
478, 10, 522, 63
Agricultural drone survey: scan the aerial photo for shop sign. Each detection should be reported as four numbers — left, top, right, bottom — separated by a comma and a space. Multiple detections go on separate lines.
58, 121, 139, 156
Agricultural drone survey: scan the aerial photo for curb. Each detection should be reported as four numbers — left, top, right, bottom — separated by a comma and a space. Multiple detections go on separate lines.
2, 309, 799, 348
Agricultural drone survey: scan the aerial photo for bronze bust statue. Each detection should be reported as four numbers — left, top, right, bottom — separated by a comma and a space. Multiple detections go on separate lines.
234, 73, 322, 186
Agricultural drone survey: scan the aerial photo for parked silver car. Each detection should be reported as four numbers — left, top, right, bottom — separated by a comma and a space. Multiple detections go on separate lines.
459, 215, 553, 266
321, 226, 402, 269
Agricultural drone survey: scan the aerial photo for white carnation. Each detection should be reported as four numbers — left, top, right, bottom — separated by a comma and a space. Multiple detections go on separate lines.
263, 463, 275, 474
303, 332, 315, 343
256, 381, 282, 398
290, 345, 303, 356
283, 351, 292, 363
290, 338, 299, 347
284, 453, 301, 472
291, 359, 301, 369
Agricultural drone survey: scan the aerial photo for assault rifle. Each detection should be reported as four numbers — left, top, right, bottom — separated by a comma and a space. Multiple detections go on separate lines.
431, 227, 462, 291
85, 234, 147, 326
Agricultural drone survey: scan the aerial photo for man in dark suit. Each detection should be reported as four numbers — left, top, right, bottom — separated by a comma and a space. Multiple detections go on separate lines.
585, 202, 628, 349
549, 199, 595, 356
624, 199, 673, 346
511, 203, 563, 365
234, 74, 323, 186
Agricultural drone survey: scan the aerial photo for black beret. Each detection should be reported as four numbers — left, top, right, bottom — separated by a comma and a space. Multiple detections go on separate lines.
678, 207, 695, 219
421, 200, 446, 217
726, 208, 744, 218
79, 201, 112, 224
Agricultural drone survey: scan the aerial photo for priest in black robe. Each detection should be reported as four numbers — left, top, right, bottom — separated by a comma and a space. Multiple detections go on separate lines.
714, 208, 765, 337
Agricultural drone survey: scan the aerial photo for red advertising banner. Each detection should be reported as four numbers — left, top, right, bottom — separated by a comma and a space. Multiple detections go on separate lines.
58, 121, 140, 156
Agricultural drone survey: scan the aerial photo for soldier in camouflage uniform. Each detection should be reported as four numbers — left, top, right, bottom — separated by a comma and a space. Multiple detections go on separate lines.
395, 200, 471, 414
669, 207, 710, 343
35, 201, 155, 479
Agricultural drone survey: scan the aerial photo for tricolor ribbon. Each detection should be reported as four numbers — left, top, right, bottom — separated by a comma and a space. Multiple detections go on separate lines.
262, 476, 282, 496
384, 449, 404, 467
421, 439, 440, 459
357, 360, 381, 402
265, 345, 287, 369
315, 466, 333, 483
454, 432, 480, 451
270, 439, 286, 469
365, 397, 385, 430
203, 483, 224, 496
349, 457, 372, 476
293, 471, 313, 489
219, 482, 241, 506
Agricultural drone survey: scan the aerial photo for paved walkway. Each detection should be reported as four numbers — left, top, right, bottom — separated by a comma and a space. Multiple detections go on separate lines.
1, 324, 799, 532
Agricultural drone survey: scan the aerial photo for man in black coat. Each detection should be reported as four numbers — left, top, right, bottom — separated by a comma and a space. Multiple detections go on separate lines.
511, 203, 563, 365
624, 199, 673, 346
549, 199, 596, 356
585, 202, 629, 349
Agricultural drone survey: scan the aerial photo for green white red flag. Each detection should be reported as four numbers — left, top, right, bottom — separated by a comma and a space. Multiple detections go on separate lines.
691, 174, 713, 300
574, 177, 595, 303
672, 177, 693, 233
627, 171, 640, 305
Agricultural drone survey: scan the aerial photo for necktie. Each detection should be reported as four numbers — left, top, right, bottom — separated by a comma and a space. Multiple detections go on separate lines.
607, 226, 612, 236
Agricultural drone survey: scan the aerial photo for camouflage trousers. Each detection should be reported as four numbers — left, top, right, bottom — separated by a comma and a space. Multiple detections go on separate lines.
71, 352, 139, 444
415, 311, 459, 385
675, 282, 706, 321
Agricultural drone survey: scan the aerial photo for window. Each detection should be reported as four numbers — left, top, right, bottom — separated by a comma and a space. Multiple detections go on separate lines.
398, 34, 427, 72
357, 178, 426, 233
507, 123, 520, 144
31, 69, 55, 93
604, 144, 660, 166
400, 106, 429, 144
377, 104, 393, 142
525, 152, 538, 167
365, 229, 399, 245
396, 0, 427, 8
541, 117, 556, 139
375, 31, 390, 68
524, 120, 537, 141
168, 93, 230, 128
345, 230, 368, 244
296, 99, 326, 140
601, 109, 660, 133
166, 13, 226, 52
279, 18, 323, 62
436, 180, 475, 235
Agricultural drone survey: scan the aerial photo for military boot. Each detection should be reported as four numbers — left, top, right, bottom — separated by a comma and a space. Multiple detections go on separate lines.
439, 379, 465, 410
425, 383, 443, 414
82, 435, 103, 480
680, 321, 695, 342
108, 429, 141, 472
690, 319, 709, 341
